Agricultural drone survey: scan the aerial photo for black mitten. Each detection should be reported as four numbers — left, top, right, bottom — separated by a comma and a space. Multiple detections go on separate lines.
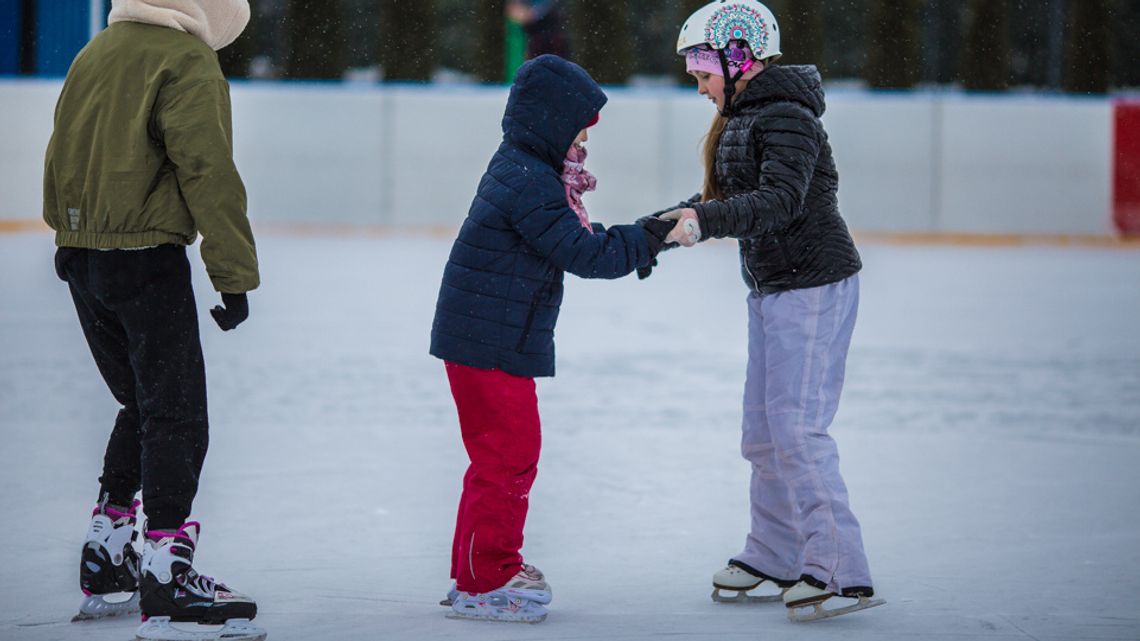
637, 216, 677, 257
637, 258, 657, 280
210, 293, 249, 331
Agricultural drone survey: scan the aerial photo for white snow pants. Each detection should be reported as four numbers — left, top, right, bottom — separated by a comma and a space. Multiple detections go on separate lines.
735, 274, 873, 593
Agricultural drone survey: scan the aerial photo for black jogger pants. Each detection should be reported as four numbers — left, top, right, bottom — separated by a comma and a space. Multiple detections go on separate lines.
56, 245, 207, 530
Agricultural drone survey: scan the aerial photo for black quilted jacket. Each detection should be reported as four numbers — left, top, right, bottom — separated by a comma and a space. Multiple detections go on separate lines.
690, 65, 861, 294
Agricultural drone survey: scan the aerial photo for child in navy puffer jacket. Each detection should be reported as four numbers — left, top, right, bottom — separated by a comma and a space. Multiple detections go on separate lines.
429, 54, 674, 623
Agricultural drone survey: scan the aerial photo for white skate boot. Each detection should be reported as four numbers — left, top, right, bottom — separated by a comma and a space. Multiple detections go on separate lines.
783, 578, 885, 622
73, 499, 142, 622
711, 560, 790, 603
441, 564, 551, 607
445, 565, 551, 622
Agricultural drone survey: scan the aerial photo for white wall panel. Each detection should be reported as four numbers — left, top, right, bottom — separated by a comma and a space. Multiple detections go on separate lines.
0, 80, 1115, 237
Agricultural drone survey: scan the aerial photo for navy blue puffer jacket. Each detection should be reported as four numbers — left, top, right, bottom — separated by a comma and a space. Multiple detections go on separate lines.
429, 55, 655, 378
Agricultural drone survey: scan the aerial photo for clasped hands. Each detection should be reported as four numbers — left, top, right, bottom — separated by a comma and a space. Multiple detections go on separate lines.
660, 208, 701, 246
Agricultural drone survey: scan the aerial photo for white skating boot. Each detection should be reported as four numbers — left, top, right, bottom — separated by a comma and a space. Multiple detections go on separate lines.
711, 560, 791, 603
783, 577, 885, 622
136, 522, 265, 641
73, 499, 142, 621
441, 563, 551, 607
446, 564, 551, 622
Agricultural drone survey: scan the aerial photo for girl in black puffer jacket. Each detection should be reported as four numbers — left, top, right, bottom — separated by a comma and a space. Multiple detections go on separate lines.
659, 1, 881, 621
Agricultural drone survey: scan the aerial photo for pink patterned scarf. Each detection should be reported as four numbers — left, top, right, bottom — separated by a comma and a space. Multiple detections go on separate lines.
562, 144, 596, 231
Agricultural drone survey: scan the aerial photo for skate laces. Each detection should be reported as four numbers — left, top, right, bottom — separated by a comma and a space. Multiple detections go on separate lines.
507, 564, 547, 590
93, 499, 140, 524
177, 568, 220, 598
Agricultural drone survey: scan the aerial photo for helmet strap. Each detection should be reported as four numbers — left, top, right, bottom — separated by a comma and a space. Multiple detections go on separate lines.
717, 49, 747, 117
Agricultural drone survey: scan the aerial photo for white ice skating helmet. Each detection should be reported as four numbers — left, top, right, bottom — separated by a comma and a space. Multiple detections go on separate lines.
676, 0, 782, 62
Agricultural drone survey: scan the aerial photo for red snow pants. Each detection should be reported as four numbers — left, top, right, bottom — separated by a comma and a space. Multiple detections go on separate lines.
445, 361, 541, 593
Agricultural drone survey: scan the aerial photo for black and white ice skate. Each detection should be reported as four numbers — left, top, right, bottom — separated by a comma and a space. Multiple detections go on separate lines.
711, 560, 791, 604
73, 500, 142, 622
136, 522, 265, 641
783, 579, 885, 622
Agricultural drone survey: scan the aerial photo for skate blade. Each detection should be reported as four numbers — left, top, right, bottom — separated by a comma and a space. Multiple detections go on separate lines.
445, 609, 547, 624
136, 616, 266, 641
72, 592, 140, 622
787, 596, 886, 623
712, 587, 783, 604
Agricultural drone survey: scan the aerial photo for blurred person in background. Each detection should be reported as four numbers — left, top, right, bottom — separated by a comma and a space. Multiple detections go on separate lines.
506, 0, 570, 59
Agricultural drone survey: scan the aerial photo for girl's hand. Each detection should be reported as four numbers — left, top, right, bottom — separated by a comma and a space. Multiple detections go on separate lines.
662, 208, 701, 246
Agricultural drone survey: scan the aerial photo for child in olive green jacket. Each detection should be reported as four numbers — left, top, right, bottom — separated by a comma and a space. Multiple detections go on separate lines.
44, 1, 264, 637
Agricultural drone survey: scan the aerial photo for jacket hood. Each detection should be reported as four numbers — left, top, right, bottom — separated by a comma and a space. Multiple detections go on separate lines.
502, 55, 607, 170
108, 0, 250, 51
736, 65, 826, 118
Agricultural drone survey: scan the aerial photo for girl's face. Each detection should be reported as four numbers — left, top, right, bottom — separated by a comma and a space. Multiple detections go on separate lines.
689, 63, 765, 112
572, 128, 589, 148
690, 71, 727, 111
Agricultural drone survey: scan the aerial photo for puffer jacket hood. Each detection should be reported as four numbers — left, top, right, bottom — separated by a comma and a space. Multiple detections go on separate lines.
108, 0, 250, 50
735, 64, 826, 118
502, 54, 607, 170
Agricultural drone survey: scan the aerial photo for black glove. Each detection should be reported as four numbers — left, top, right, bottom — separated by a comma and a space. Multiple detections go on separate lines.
636, 257, 656, 280
210, 293, 249, 331
637, 215, 677, 257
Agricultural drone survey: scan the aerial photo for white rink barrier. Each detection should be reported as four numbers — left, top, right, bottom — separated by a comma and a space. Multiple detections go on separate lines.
0, 80, 1113, 236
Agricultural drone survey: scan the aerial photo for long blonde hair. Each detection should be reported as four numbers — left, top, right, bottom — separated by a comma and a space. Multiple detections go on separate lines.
699, 63, 766, 202
701, 112, 728, 202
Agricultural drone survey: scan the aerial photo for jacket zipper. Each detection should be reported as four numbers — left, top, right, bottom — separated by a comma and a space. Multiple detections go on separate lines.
516, 282, 549, 352
743, 242, 762, 291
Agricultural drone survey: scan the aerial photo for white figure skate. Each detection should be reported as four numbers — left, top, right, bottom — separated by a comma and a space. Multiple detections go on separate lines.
445, 564, 551, 622
783, 580, 885, 622
711, 562, 788, 603
73, 500, 142, 622
441, 563, 551, 606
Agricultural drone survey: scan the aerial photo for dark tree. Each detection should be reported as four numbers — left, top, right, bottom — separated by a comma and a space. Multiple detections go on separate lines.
628, 0, 679, 77
572, 0, 632, 84
920, 0, 964, 85
1109, 0, 1140, 88
471, 0, 505, 82
864, 0, 922, 89
379, 1, 436, 81
960, 0, 1010, 91
768, 0, 824, 68
1064, 0, 1110, 93
822, 0, 868, 80
1007, 0, 1052, 88
286, 0, 347, 79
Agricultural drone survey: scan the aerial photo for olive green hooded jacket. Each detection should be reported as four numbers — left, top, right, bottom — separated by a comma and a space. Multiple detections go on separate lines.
43, 1, 257, 294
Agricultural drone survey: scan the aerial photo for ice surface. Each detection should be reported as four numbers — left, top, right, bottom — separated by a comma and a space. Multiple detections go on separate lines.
2, 232, 1138, 640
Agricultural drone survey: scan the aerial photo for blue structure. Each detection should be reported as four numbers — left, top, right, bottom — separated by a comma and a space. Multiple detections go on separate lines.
35, 0, 94, 75
0, 0, 20, 74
